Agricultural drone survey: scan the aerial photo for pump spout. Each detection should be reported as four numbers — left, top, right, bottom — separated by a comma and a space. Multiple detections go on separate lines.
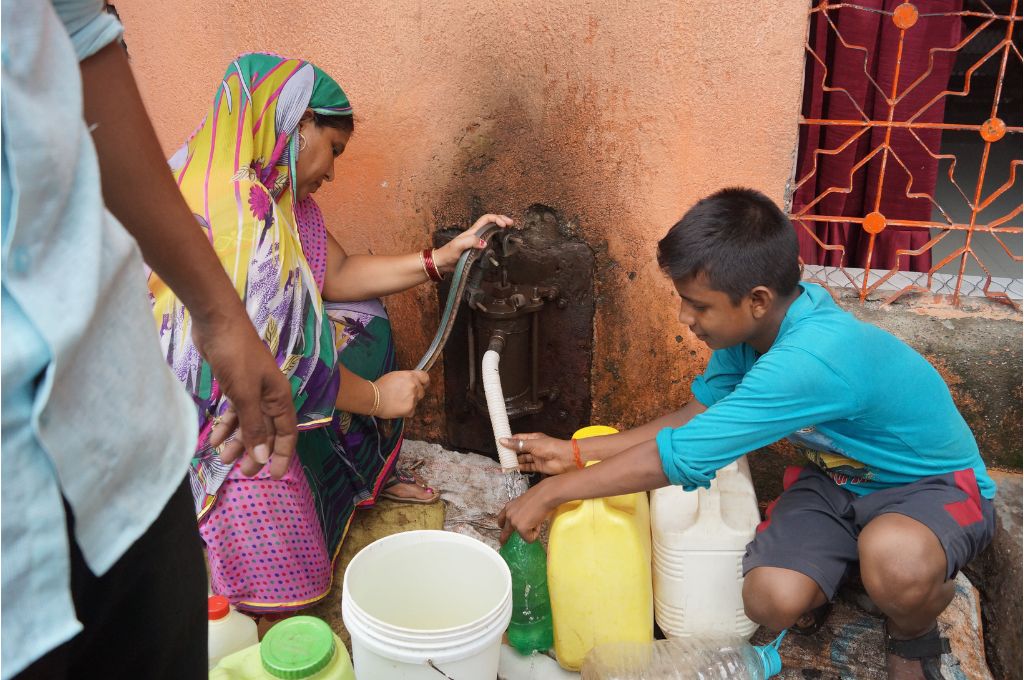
482, 332, 519, 471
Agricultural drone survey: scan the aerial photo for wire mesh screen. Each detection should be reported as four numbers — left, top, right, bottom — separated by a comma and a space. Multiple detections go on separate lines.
790, 0, 1022, 306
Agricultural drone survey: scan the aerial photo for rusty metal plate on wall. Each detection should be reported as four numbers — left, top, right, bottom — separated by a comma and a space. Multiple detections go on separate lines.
434, 206, 595, 459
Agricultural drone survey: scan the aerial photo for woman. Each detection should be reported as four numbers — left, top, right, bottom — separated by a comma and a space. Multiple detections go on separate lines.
149, 53, 512, 612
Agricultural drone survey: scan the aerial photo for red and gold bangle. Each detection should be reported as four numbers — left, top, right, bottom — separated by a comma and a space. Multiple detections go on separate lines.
571, 438, 585, 470
418, 250, 431, 279
422, 249, 444, 282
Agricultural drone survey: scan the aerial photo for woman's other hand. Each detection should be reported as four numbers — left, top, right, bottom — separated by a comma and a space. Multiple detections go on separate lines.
375, 370, 430, 418
433, 214, 514, 273
499, 433, 574, 475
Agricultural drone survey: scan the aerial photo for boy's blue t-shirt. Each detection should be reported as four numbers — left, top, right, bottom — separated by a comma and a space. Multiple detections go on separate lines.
656, 282, 995, 499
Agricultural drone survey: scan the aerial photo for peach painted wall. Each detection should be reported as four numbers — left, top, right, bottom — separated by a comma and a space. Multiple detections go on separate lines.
118, 1, 807, 439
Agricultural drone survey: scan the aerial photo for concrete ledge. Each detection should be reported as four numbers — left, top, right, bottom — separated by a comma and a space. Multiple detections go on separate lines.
840, 292, 1022, 471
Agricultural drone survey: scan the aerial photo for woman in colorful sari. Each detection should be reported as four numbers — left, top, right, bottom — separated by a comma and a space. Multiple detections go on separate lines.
149, 53, 512, 614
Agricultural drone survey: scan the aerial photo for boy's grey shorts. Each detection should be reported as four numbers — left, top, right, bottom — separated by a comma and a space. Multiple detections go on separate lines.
742, 464, 995, 600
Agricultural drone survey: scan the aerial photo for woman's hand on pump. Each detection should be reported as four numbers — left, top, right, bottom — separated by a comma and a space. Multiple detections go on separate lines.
432, 214, 514, 273
374, 370, 430, 418
499, 433, 575, 475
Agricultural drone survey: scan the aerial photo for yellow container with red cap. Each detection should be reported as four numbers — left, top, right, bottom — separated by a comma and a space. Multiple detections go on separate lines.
547, 425, 654, 671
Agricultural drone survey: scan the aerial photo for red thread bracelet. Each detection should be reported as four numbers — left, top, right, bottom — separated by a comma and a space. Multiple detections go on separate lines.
422, 249, 443, 282
571, 438, 585, 470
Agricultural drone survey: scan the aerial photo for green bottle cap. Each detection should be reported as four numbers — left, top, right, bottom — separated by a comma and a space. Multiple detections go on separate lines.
260, 616, 336, 679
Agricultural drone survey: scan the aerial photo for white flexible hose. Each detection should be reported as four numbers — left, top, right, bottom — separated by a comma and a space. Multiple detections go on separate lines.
482, 349, 519, 470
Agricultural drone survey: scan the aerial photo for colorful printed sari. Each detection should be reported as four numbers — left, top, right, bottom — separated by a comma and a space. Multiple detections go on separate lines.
149, 54, 402, 610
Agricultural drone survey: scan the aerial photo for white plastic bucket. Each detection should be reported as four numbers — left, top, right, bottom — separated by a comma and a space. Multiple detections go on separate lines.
651, 456, 761, 640
342, 530, 512, 679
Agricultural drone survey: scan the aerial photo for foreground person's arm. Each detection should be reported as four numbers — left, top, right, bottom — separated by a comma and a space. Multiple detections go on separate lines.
80, 42, 297, 477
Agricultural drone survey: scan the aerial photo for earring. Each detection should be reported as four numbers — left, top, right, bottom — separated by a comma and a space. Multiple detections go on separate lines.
298, 133, 307, 151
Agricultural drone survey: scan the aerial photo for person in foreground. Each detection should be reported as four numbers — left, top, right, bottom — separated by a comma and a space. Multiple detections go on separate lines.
498, 188, 994, 680
150, 52, 512, 616
2, 3, 297, 679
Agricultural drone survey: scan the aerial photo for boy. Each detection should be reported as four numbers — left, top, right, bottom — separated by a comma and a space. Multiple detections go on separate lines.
498, 188, 995, 680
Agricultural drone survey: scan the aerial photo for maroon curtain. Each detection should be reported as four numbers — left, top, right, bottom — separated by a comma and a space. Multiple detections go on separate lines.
793, 0, 964, 272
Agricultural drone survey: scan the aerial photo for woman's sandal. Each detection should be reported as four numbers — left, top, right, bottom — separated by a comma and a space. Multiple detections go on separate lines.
380, 462, 440, 505
791, 602, 833, 636
885, 623, 950, 680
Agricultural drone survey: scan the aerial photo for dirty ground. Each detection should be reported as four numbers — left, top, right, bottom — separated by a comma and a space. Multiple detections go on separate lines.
277, 441, 996, 679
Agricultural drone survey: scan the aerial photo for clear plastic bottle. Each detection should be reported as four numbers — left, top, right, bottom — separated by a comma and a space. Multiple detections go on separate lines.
580, 632, 786, 680
499, 531, 555, 655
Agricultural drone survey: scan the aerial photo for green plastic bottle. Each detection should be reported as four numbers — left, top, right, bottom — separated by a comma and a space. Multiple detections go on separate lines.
500, 531, 554, 655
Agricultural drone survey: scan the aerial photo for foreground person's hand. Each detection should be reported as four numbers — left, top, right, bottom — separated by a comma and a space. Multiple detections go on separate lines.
197, 317, 298, 479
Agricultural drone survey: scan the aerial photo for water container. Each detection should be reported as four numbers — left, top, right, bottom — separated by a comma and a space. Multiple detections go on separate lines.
580, 632, 786, 679
342, 530, 512, 679
208, 595, 259, 670
547, 425, 654, 672
209, 616, 354, 680
651, 456, 760, 639
500, 531, 554, 655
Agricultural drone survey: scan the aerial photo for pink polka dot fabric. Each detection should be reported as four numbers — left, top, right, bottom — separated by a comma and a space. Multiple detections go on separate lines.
293, 197, 328, 291
200, 453, 331, 611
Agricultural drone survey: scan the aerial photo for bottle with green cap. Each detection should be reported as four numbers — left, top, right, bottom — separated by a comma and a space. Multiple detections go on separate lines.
579, 631, 787, 679
209, 615, 354, 680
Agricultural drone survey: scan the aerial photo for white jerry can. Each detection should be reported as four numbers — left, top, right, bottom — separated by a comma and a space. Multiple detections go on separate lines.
651, 456, 761, 639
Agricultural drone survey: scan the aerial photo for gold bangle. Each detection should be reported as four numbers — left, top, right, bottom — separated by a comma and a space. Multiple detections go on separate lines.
367, 379, 380, 417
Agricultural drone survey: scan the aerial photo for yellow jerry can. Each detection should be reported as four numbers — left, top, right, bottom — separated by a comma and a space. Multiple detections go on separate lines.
547, 425, 654, 671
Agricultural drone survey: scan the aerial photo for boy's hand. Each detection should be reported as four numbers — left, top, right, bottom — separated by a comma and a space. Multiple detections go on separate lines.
195, 316, 298, 479
500, 433, 574, 475
497, 481, 556, 543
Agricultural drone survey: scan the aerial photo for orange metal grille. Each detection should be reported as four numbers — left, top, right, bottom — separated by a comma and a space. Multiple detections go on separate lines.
790, 0, 1022, 306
